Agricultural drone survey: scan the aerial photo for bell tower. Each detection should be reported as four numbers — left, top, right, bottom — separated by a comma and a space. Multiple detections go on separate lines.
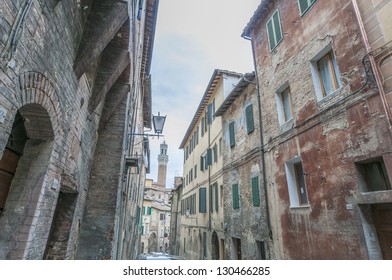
157, 141, 169, 188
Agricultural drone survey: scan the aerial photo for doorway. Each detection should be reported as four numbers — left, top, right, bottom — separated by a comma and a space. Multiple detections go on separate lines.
371, 203, 392, 259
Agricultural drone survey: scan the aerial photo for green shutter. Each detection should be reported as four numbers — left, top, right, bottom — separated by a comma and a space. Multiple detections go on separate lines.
207, 103, 213, 124
210, 185, 213, 213
298, 0, 309, 15
252, 176, 261, 207
232, 183, 239, 209
267, 19, 276, 51
214, 183, 219, 211
246, 104, 255, 133
273, 11, 282, 45
201, 117, 205, 136
203, 232, 207, 258
199, 188, 207, 213
136, 206, 141, 225
267, 10, 283, 51
229, 122, 235, 147
200, 155, 204, 171
147, 207, 152, 215
207, 148, 212, 165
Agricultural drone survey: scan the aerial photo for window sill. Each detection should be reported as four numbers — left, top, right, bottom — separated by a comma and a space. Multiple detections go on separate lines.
316, 86, 343, 105
279, 118, 295, 134
289, 204, 311, 209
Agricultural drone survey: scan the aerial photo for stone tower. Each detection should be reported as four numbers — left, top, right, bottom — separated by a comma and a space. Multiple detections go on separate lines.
157, 141, 169, 188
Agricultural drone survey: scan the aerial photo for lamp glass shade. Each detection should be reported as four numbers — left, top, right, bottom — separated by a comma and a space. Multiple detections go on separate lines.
152, 114, 166, 134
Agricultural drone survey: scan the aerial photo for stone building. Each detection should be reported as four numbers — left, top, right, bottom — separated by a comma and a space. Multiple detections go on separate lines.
179, 69, 242, 259
169, 176, 183, 255
140, 142, 171, 254
242, 0, 392, 259
0, 0, 159, 259
215, 72, 272, 260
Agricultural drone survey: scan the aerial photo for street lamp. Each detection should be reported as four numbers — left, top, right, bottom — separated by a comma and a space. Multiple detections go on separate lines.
125, 112, 167, 171
152, 112, 166, 137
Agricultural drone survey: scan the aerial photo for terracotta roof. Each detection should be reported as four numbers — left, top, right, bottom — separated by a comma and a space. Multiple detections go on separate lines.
179, 69, 243, 149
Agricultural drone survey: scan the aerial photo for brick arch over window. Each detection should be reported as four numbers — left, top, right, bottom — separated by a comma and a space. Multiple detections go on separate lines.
0, 72, 64, 259
13, 71, 63, 139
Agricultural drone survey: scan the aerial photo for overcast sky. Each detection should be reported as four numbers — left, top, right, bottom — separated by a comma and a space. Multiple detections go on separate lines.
148, 0, 261, 188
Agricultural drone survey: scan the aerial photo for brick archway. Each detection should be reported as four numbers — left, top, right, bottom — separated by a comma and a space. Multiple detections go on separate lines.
0, 72, 64, 259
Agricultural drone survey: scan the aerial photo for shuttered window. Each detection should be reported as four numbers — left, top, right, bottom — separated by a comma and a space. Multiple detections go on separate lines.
199, 187, 207, 213
252, 176, 261, 207
214, 183, 219, 211
229, 121, 235, 147
266, 10, 283, 51
200, 155, 204, 171
246, 104, 255, 134
298, 0, 317, 16
201, 117, 205, 137
232, 183, 240, 209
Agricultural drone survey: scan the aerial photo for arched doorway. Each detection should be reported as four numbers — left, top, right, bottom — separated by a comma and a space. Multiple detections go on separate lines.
0, 104, 55, 259
211, 231, 220, 260
148, 232, 157, 252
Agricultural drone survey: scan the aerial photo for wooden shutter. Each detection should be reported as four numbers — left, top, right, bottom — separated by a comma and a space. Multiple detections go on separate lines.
273, 11, 282, 45
298, 0, 309, 15
201, 117, 205, 137
199, 187, 207, 213
200, 155, 204, 171
207, 148, 212, 166
267, 19, 276, 51
214, 183, 219, 211
252, 176, 261, 206
229, 122, 235, 147
207, 103, 213, 124
246, 104, 255, 133
232, 183, 240, 209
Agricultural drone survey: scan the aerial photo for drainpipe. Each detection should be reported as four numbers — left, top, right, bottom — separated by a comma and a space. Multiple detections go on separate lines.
352, 0, 392, 131
242, 35, 273, 241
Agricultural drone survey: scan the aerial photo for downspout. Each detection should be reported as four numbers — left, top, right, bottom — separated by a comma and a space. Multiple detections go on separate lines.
242, 34, 273, 241
352, 0, 392, 131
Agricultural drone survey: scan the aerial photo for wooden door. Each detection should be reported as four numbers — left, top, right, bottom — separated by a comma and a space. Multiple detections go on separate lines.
0, 149, 19, 210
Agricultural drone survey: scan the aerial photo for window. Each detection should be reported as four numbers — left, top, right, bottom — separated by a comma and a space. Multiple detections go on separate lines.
232, 183, 240, 209
266, 10, 283, 51
219, 138, 222, 156
285, 157, 309, 207
200, 155, 204, 171
220, 185, 223, 207
194, 165, 197, 179
251, 176, 261, 207
276, 86, 293, 125
245, 104, 255, 133
213, 143, 218, 163
214, 183, 219, 212
160, 213, 165, 220
201, 117, 205, 137
147, 207, 152, 215
208, 103, 213, 124
207, 148, 212, 166
310, 46, 342, 100
229, 122, 235, 147
298, 0, 317, 16
203, 232, 207, 258
199, 187, 207, 213
356, 158, 391, 192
